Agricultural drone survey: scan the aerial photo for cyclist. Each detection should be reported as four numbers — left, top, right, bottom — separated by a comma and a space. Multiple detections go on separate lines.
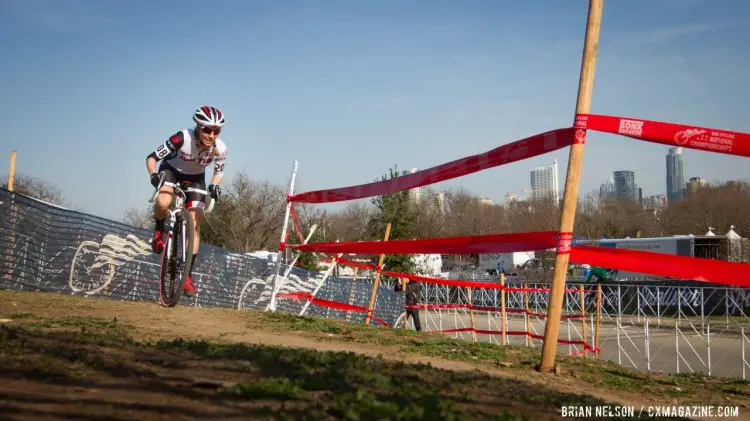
145, 105, 227, 297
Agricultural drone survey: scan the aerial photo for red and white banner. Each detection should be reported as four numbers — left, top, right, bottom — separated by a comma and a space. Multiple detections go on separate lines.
288, 231, 560, 255
289, 128, 575, 203
575, 113, 750, 157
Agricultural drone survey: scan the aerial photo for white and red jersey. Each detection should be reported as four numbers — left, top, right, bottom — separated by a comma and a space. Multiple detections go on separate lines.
151, 128, 227, 177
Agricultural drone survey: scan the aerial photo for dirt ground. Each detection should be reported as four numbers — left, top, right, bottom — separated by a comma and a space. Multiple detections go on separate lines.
1, 290, 748, 420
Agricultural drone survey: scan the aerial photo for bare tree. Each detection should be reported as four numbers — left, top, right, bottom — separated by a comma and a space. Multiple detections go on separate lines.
441, 187, 506, 236
201, 171, 287, 252
122, 206, 153, 229
2, 173, 66, 206
574, 191, 604, 239
326, 201, 373, 242
667, 181, 750, 235
412, 187, 446, 239
505, 196, 560, 234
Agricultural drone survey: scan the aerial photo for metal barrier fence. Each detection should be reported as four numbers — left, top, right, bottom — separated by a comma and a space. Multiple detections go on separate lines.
0, 187, 402, 326
409, 281, 750, 379
2, 187, 750, 379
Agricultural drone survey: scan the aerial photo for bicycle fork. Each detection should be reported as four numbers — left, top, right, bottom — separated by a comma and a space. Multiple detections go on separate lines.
164, 210, 187, 267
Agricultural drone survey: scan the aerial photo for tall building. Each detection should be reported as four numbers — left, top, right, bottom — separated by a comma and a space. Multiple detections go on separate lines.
435, 192, 445, 215
686, 176, 707, 195
613, 170, 638, 202
643, 194, 668, 211
599, 176, 615, 201
530, 159, 559, 203
666, 147, 686, 204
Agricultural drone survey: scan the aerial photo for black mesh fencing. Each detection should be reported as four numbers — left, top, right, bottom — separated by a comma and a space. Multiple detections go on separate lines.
0, 187, 402, 326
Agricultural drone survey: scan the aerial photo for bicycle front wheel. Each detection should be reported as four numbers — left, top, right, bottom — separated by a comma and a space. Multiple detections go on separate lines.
159, 210, 194, 307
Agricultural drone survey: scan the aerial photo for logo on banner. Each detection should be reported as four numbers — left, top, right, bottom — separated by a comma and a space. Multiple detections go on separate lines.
68, 233, 151, 295
674, 129, 708, 146
557, 232, 573, 254
574, 129, 587, 144
574, 114, 588, 129
618, 119, 644, 137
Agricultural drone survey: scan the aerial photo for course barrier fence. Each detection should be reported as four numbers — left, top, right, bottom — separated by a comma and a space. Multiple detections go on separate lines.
4, 186, 750, 377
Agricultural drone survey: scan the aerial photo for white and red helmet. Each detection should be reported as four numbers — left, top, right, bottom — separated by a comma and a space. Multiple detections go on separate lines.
193, 105, 225, 127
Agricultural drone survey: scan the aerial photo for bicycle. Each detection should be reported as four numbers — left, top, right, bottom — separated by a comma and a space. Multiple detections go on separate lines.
149, 171, 216, 307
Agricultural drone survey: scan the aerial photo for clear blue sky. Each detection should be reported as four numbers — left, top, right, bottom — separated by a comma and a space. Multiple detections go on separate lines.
1, 0, 748, 221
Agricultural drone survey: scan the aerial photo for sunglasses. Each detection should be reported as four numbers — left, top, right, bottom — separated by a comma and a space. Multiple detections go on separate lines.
200, 126, 221, 135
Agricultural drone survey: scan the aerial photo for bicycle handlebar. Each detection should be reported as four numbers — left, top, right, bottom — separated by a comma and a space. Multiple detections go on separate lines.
148, 171, 218, 214
205, 197, 216, 213
149, 172, 167, 203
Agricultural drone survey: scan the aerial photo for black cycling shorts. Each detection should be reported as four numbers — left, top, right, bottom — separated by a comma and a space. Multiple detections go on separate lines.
158, 162, 207, 210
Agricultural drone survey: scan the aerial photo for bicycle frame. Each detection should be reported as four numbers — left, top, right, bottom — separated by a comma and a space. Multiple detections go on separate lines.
149, 173, 216, 214
163, 182, 189, 268
148, 171, 217, 306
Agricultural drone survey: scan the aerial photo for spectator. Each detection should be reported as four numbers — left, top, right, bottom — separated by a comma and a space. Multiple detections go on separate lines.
586, 266, 617, 284
404, 280, 422, 331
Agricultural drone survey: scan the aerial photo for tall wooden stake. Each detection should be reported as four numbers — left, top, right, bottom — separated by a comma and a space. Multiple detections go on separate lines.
401, 277, 408, 330
500, 273, 507, 345
579, 284, 587, 359
5, 150, 18, 280
595, 283, 602, 359
8, 150, 16, 191
524, 284, 531, 347
467, 287, 477, 343
539, 0, 604, 372
365, 223, 391, 325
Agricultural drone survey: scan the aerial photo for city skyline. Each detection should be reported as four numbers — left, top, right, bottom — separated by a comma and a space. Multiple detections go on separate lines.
503, 141, 732, 206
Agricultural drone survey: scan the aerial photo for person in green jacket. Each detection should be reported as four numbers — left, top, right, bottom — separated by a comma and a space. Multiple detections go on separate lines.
586, 266, 617, 283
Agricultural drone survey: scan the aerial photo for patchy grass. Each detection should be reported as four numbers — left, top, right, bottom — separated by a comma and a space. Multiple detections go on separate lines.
3, 312, 36, 319
1, 290, 746, 420
222, 377, 304, 400
241, 307, 750, 407
1, 315, 659, 421
153, 336, 613, 420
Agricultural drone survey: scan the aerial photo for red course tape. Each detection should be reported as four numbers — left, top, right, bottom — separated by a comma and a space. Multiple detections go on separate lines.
277, 292, 388, 327
569, 246, 750, 288
289, 231, 559, 255
289, 128, 574, 203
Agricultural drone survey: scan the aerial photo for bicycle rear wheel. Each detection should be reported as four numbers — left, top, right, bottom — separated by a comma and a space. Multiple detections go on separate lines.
158, 210, 195, 307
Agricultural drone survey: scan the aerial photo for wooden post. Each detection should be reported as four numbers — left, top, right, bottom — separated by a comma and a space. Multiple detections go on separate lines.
579, 284, 587, 359
595, 283, 602, 359
5, 150, 17, 280
401, 277, 408, 330
539, 0, 604, 372
524, 283, 531, 346
345, 267, 360, 322
500, 273, 507, 345
467, 287, 477, 342
7, 150, 16, 191
364, 223, 391, 325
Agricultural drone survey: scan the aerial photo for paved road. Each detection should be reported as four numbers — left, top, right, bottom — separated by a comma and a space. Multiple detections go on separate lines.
411, 310, 748, 379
